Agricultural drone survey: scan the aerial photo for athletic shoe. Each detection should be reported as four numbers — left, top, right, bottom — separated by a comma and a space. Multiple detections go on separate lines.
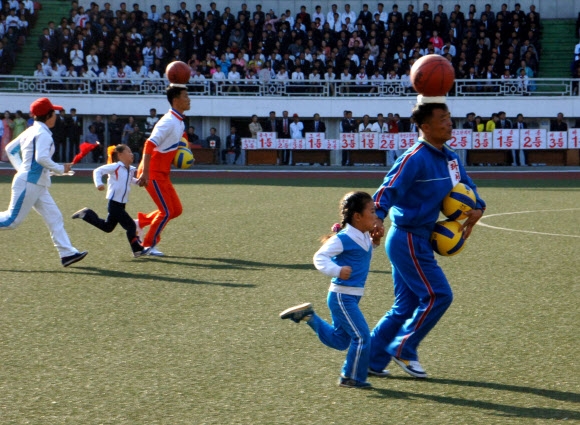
368, 368, 391, 378
62, 251, 88, 267
393, 357, 428, 379
145, 247, 164, 257
71, 207, 89, 219
279, 303, 314, 323
133, 248, 150, 258
134, 219, 144, 241
338, 376, 372, 389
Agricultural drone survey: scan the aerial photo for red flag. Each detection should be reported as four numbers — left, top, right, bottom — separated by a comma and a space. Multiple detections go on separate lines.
72, 142, 100, 165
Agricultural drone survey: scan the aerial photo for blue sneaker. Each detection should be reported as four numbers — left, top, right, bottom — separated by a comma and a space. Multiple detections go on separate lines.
338, 376, 372, 389
61, 251, 88, 267
393, 357, 428, 379
279, 303, 314, 323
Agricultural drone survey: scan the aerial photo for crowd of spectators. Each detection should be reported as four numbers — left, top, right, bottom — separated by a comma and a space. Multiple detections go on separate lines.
0, 0, 37, 74
22, 1, 543, 89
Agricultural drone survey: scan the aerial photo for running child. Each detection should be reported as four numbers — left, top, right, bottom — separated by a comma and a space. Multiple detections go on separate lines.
72, 144, 147, 257
280, 191, 385, 389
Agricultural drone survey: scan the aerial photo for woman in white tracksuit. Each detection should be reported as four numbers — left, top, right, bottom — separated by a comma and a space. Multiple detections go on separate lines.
1, 97, 87, 267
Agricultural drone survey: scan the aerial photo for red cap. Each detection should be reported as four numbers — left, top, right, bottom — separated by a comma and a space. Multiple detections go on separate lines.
30, 97, 64, 116
293, 113, 299, 117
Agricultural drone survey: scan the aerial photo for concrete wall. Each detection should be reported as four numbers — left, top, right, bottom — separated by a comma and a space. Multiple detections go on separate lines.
85, 0, 579, 20
3, 93, 579, 139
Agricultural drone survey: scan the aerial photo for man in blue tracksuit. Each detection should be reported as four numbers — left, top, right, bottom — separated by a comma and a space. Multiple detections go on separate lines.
369, 100, 486, 379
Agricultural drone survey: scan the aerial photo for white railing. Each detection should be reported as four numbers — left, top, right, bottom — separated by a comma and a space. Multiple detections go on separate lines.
0, 76, 577, 97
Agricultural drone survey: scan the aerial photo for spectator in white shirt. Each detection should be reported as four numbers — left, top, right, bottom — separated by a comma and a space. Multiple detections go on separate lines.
276, 66, 289, 80
400, 68, 412, 92
290, 113, 304, 138
341, 4, 356, 25
326, 4, 338, 28
358, 114, 373, 132
372, 113, 388, 133
291, 66, 305, 80
370, 69, 384, 94
355, 67, 369, 95
85, 47, 99, 73
340, 68, 352, 94
33, 63, 47, 79
70, 43, 84, 74
312, 5, 325, 27
227, 64, 241, 93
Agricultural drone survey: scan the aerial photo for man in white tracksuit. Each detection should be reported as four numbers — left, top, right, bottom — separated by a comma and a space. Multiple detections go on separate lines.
1, 97, 87, 267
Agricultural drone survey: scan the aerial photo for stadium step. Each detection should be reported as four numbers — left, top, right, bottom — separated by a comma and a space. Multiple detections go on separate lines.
538, 19, 577, 78
11, 0, 70, 75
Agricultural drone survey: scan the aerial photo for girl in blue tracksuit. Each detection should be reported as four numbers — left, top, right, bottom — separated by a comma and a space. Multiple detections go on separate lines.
280, 191, 383, 389
71, 144, 146, 257
369, 102, 486, 379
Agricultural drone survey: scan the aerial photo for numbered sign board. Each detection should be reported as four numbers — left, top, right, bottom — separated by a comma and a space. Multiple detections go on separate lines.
520, 129, 546, 149
472, 132, 492, 149
447, 129, 472, 149
256, 132, 277, 149
398, 132, 418, 150
359, 132, 378, 150
241, 138, 257, 150
568, 129, 580, 149
340, 133, 359, 150
305, 133, 324, 150
378, 133, 397, 150
493, 129, 519, 149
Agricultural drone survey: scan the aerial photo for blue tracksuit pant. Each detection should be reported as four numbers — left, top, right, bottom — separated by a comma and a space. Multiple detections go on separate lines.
369, 226, 453, 371
308, 292, 370, 383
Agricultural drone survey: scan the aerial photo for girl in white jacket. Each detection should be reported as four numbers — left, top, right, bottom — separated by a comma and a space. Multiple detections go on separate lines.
72, 144, 147, 257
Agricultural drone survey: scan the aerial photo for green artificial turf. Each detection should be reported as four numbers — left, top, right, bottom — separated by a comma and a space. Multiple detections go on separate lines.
0, 176, 578, 424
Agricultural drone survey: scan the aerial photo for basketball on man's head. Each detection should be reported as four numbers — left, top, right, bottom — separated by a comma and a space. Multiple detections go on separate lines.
430, 220, 465, 256
166, 61, 191, 85
410, 54, 455, 96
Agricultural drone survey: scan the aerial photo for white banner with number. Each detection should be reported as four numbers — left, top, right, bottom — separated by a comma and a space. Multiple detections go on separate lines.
568, 129, 580, 149
359, 132, 379, 150
241, 138, 257, 149
398, 132, 418, 150
305, 133, 325, 150
379, 133, 397, 150
447, 129, 472, 149
547, 131, 567, 149
520, 129, 546, 149
242, 129, 580, 150
340, 133, 359, 150
256, 132, 277, 149
493, 129, 520, 149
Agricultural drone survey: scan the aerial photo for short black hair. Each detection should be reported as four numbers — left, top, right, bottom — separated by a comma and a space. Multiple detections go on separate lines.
411, 102, 448, 128
34, 110, 55, 123
166, 85, 186, 105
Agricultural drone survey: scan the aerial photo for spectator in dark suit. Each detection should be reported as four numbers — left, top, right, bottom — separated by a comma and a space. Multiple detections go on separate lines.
264, 111, 280, 133
462, 112, 476, 130
497, 111, 512, 129
65, 108, 83, 158
108, 113, 123, 146
341, 110, 356, 166
512, 113, 527, 166
308, 113, 326, 133
205, 127, 221, 164
222, 125, 242, 164
550, 113, 568, 132
279, 110, 292, 164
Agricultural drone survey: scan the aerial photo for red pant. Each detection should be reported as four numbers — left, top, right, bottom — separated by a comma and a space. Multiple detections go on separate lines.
138, 179, 182, 247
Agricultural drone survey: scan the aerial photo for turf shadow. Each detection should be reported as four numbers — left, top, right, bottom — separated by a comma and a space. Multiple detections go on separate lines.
151, 256, 315, 271
0, 267, 255, 288
370, 380, 580, 421
424, 378, 580, 403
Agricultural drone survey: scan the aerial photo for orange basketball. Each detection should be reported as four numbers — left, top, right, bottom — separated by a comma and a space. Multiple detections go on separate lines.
165, 61, 191, 84
410, 54, 455, 96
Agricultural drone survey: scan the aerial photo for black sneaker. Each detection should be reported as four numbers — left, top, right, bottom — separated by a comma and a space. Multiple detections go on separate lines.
338, 376, 372, 389
279, 303, 314, 323
368, 368, 391, 378
71, 207, 89, 219
62, 251, 88, 267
